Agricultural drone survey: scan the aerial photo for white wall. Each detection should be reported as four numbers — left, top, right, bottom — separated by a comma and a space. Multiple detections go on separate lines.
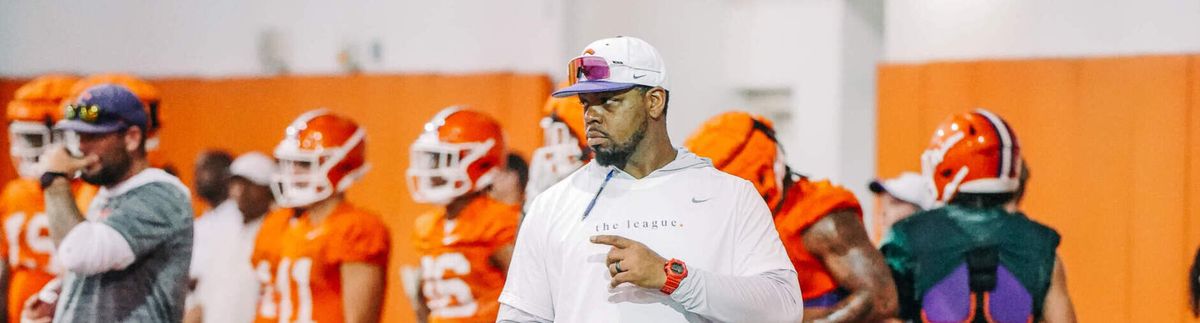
726, 0, 844, 175
726, 0, 882, 216
567, 0, 883, 221
838, 0, 883, 218
564, 0, 738, 145
0, 0, 566, 77
885, 0, 1200, 63
1, 0, 885, 224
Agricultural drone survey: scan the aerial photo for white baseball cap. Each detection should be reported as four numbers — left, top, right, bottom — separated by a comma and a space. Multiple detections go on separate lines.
552, 36, 669, 98
230, 152, 277, 187
869, 172, 934, 210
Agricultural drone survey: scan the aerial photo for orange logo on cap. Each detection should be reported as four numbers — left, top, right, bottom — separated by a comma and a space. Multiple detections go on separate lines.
584, 48, 595, 55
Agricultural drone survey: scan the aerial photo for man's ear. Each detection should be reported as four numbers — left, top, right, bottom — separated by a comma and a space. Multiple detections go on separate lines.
124, 126, 143, 153
645, 87, 668, 119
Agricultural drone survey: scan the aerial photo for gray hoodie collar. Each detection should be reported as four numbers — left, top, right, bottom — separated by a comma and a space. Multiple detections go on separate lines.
597, 147, 713, 179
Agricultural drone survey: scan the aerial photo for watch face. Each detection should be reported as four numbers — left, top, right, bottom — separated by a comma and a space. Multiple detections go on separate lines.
671, 263, 684, 274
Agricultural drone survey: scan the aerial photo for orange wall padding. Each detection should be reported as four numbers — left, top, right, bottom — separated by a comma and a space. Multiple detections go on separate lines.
0, 73, 552, 323
877, 55, 1200, 323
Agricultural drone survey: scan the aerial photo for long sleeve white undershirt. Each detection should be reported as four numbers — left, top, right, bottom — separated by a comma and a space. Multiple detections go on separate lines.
56, 221, 136, 275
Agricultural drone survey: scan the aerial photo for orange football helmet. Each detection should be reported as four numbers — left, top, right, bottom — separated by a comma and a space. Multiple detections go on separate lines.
526, 94, 589, 201
685, 111, 787, 210
407, 107, 506, 205
68, 74, 163, 150
272, 109, 369, 207
6, 74, 80, 178
921, 108, 1021, 206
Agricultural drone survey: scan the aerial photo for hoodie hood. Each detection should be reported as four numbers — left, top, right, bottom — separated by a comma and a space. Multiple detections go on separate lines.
589, 147, 713, 180
649, 147, 712, 176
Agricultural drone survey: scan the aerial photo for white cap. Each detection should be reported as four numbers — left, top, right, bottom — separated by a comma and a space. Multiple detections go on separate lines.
869, 172, 934, 210
230, 152, 276, 187
552, 36, 669, 97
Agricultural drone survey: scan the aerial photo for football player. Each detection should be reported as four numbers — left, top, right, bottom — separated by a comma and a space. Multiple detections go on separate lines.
1, 75, 97, 323
524, 94, 589, 208
685, 111, 898, 322
486, 153, 528, 208
407, 107, 520, 323
881, 109, 1075, 322
252, 109, 390, 323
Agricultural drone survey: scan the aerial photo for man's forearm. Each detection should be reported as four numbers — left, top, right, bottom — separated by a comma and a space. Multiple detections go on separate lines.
802, 211, 899, 323
44, 179, 85, 246
811, 291, 873, 323
340, 263, 384, 323
669, 268, 803, 323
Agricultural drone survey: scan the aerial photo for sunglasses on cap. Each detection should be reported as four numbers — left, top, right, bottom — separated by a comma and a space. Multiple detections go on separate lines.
567, 56, 611, 85
64, 104, 103, 123
63, 103, 129, 131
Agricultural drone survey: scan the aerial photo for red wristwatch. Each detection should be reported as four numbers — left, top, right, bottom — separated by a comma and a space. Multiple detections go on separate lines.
660, 258, 688, 295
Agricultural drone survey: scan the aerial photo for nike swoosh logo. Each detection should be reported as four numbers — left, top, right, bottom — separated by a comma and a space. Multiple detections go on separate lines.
691, 197, 711, 203
632, 74, 646, 79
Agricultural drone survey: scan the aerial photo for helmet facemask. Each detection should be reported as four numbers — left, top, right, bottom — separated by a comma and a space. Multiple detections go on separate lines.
921, 109, 1020, 207
271, 127, 367, 208
406, 132, 497, 205
922, 129, 965, 206
529, 117, 585, 190
9, 121, 54, 179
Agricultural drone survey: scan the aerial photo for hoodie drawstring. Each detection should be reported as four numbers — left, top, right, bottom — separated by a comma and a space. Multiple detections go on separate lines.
581, 169, 616, 221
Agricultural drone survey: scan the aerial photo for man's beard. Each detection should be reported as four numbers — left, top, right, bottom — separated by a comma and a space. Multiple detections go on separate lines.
197, 183, 228, 206
238, 200, 270, 222
82, 149, 133, 186
593, 119, 647, 169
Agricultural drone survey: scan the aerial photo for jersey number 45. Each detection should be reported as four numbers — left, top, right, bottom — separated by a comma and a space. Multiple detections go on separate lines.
421, 253, 478, 318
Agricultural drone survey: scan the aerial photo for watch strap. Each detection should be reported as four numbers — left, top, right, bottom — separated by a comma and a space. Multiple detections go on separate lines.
40, 172, 68, 190
660, 258, 687, 295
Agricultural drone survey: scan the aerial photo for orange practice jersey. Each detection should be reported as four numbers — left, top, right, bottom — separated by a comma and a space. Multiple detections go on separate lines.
412, 196, 519, 323
0, 179, 96, 323
773, 177, 863, 300
251, 202, 390, 323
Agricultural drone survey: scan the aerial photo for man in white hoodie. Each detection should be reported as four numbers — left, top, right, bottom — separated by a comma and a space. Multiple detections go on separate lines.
498, 36, 803, 323
186, 152, 276, 323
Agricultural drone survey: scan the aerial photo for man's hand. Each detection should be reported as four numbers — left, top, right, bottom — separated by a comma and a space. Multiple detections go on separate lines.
591, 235, 669, 289
20, 278, 60, 323
38, 143, 95, 175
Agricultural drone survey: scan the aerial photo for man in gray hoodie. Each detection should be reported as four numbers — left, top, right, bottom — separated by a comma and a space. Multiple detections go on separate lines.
498, 36, 803, 323
39, 84, 192, 323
